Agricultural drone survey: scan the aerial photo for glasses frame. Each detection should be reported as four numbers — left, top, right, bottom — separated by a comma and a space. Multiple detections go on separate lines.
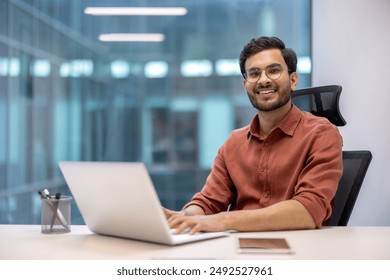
243, 63, 292, 84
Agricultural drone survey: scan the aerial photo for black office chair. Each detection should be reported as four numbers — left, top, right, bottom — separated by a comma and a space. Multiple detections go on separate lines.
327, 150, 372, 226
293, 85, 372, 226
292, 85, 347, 126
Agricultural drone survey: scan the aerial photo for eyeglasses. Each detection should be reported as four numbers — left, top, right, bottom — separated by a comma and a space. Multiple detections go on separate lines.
244, 64, 290, 83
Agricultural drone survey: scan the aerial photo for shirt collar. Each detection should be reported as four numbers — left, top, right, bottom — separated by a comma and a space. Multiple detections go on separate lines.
247, 105, 302, 139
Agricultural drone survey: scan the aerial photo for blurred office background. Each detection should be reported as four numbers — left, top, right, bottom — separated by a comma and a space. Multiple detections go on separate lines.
2, 0, 390, 227
0, 0, 312, 224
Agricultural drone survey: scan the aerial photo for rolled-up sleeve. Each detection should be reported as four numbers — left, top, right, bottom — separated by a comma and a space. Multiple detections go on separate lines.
184, 143, 236, 214
292, 124, 343, 227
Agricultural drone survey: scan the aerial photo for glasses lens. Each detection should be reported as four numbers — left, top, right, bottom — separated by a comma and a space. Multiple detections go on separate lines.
265, 65, 283, 80
245, 69, 260, 83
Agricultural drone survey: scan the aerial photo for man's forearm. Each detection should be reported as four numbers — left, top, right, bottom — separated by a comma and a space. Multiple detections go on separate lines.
219, 200, 316, 232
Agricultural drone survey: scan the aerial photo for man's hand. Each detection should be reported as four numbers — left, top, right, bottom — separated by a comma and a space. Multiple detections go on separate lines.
167, 212, 227, 234
162, 207, 185, 219
163, 205, 222, 234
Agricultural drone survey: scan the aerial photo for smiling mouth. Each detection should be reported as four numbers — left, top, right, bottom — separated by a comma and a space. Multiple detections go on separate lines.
256, 89, 276, 95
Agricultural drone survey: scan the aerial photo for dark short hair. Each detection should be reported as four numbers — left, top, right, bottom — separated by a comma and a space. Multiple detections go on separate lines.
239, 36, 297, 76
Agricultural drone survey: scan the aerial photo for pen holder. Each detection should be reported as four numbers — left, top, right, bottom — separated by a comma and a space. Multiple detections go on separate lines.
41, 195, 72, 234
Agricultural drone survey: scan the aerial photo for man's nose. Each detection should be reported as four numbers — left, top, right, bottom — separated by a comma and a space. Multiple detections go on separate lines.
257, 71, 271, 85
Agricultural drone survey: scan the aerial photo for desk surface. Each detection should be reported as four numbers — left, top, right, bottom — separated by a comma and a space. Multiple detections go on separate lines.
1, 225, 389, 260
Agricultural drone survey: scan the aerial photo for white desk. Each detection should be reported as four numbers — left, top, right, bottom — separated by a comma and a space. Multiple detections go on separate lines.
1, 225, 389, 260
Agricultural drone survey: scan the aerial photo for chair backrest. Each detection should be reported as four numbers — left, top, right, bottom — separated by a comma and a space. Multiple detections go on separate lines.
327, 150, 372, 226
292, 85, 372, 226
292, 85, 347, 126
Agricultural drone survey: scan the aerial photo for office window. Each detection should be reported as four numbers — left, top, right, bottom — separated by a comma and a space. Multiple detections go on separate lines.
0, 0, 312, 224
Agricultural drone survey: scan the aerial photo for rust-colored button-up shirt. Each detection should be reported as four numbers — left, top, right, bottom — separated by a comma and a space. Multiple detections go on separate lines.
184, 105, 343, 228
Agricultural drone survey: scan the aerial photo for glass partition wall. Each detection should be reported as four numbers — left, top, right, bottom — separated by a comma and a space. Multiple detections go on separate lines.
0, 0, 311, 224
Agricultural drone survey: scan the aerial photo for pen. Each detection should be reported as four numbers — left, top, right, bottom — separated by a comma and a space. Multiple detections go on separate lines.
38, 189, 70, 232
50, 192, 62, 230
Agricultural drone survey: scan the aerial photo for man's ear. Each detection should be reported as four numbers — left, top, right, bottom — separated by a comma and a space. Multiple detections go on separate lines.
290, 72, 299, 91
243, 78, 247, 90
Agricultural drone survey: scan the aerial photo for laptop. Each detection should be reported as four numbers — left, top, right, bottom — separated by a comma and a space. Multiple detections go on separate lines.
58, 161, 229, 245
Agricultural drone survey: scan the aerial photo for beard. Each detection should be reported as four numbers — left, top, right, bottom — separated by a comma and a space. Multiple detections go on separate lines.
247, 87, 292, 112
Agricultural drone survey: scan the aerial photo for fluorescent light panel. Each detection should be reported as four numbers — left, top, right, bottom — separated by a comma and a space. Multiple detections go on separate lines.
0, 58, 20, 76
145, 61, 168, 78
181, 60, 213, 77
99, 33, 165, 42
85, 7, 188, 16
111, 60, 130, 78
215, 59, 241, 76
31, 60, 51, 77
297, 56, 312, 74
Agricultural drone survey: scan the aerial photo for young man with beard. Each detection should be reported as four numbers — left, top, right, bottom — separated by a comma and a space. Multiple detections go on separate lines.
164, 36, 343, 233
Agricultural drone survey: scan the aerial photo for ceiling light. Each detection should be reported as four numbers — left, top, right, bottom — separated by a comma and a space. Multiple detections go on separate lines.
85, 7, 188, 16
99, 33, 165, 42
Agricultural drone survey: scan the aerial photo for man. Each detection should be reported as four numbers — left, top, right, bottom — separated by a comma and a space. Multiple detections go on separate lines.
165, 36, 343, 234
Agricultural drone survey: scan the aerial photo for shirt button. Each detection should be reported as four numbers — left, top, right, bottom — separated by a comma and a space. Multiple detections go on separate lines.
260, 168, 265, 172
263, 192, 269, 198
264, 142, 269, 147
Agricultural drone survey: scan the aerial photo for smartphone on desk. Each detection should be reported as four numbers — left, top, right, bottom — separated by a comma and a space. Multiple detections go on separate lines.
237, 237, 294, 254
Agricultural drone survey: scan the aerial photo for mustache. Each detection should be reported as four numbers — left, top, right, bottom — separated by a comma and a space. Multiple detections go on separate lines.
254, 84, 274, 90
